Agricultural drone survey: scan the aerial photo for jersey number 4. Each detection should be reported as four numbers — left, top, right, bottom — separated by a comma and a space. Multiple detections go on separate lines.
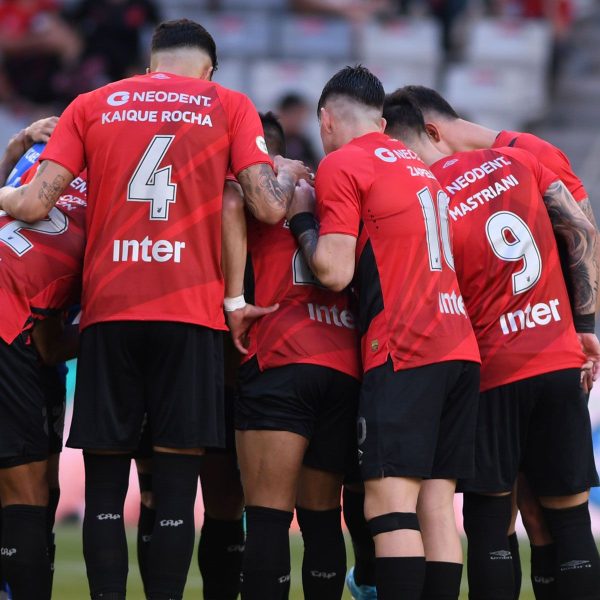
0, 208, 68, 256
128, 135, 177, 220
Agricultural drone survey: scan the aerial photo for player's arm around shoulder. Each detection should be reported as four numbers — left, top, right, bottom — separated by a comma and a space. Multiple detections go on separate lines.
0, 160, 73, 223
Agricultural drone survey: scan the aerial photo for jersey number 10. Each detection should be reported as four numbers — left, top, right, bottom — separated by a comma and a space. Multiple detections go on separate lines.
418, 186, 455, 271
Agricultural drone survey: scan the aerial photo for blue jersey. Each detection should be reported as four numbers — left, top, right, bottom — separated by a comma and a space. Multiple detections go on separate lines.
5, 142, 46, 187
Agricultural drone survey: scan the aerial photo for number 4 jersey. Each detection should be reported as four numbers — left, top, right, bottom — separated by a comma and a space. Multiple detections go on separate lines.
41, 72, 272, 331
0, 160, 86, 344
431, 146, 585, 391
316, 132, 480, 374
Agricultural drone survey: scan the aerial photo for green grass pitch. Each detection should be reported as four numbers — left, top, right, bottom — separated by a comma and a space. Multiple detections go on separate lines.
52, 524, 539, 599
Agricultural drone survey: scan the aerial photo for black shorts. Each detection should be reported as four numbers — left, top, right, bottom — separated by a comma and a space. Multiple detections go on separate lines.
0, 333, 48, 468
458, 369, 599, 496
68, 321, 225, 451
40, 364, 67, 456
358, 359, 480, 481
236, 357, 360, 474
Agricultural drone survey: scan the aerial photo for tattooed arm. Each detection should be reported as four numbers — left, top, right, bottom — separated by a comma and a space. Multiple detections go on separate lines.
543, 180, 598, 316
288, 179, 356, 292
237, 156, 312, 225
0, 160, 73, 222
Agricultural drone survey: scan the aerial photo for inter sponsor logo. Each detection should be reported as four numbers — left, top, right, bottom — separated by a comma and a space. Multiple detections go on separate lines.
307, 303, 355, 329
499, 299, 561, 335
438, 291, 467, 317
113, 238, 186, 263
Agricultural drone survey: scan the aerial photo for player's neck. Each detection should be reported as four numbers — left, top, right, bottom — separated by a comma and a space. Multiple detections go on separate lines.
411, 136, 446, 167
449, 119, 498, 151
150, 50, 213, 80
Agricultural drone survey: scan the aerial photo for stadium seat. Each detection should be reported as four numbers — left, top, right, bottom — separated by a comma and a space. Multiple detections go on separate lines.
277, 15, 353, 60
367, 60, 438, 94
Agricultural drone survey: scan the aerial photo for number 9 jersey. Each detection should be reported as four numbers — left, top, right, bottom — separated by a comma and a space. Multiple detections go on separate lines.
431, 146, 585, 391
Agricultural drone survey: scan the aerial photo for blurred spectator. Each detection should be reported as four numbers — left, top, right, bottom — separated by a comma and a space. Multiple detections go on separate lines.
429, 0, 469, 59
63, 0, 160, 83
276, 93, 319, 170
0, 0, 81, 107
292, 0, 392, 22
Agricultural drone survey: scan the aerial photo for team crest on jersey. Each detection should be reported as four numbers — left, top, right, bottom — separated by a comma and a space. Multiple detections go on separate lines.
256, 136, 269, 155
442, 159, 459, 168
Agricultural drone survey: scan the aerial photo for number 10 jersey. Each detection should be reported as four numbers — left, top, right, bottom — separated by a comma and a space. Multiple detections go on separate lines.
41, 72, 272, 331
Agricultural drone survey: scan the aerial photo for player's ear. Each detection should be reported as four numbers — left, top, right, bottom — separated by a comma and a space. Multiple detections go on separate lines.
320, 107, 333, 133
425, 123, 441, 142
146, 67, 150, 74
379, 117, 387, 133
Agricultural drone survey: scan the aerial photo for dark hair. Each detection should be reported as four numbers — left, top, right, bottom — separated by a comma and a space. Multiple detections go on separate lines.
151, 19, 218, 72
401, 85, 459, 119
317, 65, 384, 117
383, 90, 427, 140
278, 93, 307, 112
260, 111, 286, 156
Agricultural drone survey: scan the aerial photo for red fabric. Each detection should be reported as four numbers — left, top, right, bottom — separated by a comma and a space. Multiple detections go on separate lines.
432, 146, 584, 391
0, 163, 86, 344
494, 130, 587, 202
243, 214, 361, 380
316, 132, 480, 374
41, 72, 271, 330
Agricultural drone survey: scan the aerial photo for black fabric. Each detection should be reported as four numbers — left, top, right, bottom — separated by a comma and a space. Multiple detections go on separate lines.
198, 515, 244, 600
422, 561, 463, 600
297, 507, 346, 600
40, 364, 66, 455
47, 487, 60, 537
542, 503, 600, 600
342, 487, 376, 586
237, 357, 360, 474
463, 493, 515, 600
137, 503, 156, 594
530, 543, 556, 600
368, 512, 420, 536
69, 321, 225, 451
359, 358, 479, 480
205, 382, 237, 454
146, 453, 202, 600
91, 593, 125, 599
573, 313, 595, 333
1, 504, 50, 599
0, 333, 48, 467
82, 453, 131, 596
137, 472, 153, 494
242, 506, 293, 600
458, 369, 599, 496
289, 212, 318, 240
508, 533, 522, 600
355, 237, 384, 335
376, 556, 426, 600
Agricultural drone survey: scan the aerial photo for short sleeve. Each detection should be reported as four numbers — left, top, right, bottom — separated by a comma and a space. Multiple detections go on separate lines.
40, 96, 86, 177
501, 146, 559, 197
224, 90, 273, 176
316, 150, 362, 238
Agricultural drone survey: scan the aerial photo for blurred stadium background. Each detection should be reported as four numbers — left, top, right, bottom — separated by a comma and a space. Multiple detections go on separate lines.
1, 0, 599, 597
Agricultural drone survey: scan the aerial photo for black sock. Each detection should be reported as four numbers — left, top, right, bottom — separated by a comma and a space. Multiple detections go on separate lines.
422, 561, 463, 600
1, 505, 50, 599
297, 506, 346, 600
542, 502, 600, 600
342, 487, 376, 586
509, 533, 522, 600
376, 556, 426, 599
47, 487, 60, 594
242, 505, 293, 600
463, 493, 515, 600
146, 453, 201, 600
137, 503, 156, 593
530, 544, 556, 600
82, 453, 131, 597
198, 514, 244, 600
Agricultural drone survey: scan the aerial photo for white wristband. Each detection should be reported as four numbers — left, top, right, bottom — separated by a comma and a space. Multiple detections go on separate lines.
224, 295, 247, 312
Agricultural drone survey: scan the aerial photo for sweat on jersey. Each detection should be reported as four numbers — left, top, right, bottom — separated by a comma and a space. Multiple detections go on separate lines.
315, 131, 480, 374
0, 161, 86, 344
431, 146, 585, 391
40, 72, 272, 331
243, 212, 361, 381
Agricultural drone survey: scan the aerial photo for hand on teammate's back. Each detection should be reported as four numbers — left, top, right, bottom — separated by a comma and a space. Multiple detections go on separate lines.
273, 154, 314, 186
226, 302, 280, 354
3, 116, 58, 167
286, 178, 315, 221
578, 332, 600, 391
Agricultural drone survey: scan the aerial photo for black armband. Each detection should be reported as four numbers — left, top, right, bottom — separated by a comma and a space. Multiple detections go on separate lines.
289, 212, 318, 240
573, 313, 596, 333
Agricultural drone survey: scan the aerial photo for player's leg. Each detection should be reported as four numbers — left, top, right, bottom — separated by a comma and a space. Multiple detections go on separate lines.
134, 453, 154, 595
67, 322, 147, 600
507, 487, 522, 600
295, 369, 359, 600
421, 360, 479, 600
524, 369, 600, 600
198, 450, 245, 600
144, 323, 224, 600
517, 473, 555, 600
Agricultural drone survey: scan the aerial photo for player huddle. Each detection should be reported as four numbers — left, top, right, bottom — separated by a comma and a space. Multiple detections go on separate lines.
0, 16, 598, 600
